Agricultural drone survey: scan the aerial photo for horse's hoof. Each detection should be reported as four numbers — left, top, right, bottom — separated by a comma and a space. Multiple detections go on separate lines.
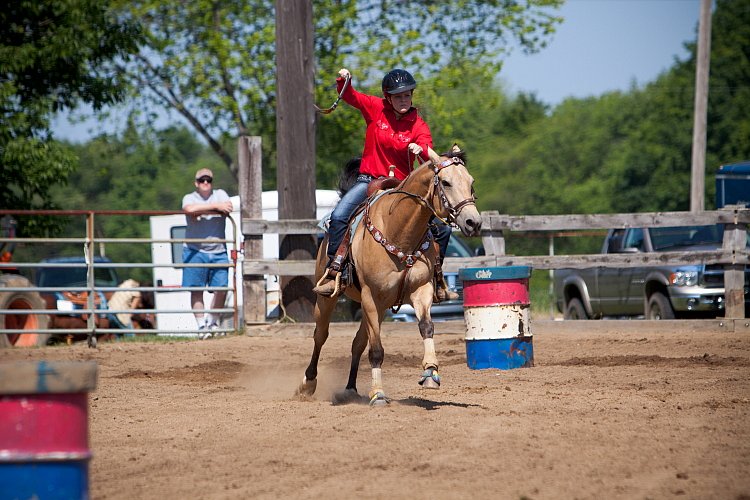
418, 368, 441, 389
332, 388, 364, 405
368, 391, 390, 406
295, 376, 317, 398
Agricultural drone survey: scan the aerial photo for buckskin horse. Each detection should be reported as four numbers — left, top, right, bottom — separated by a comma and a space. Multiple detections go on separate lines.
297, 145, 482, 405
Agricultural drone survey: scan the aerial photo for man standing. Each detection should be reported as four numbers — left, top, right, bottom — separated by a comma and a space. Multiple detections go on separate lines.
182, 168, 233, 338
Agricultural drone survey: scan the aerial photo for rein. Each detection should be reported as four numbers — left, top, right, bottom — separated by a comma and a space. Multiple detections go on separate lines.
314, 75, 351, 114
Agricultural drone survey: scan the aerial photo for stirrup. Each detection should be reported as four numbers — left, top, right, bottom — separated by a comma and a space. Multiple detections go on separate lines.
313, 268, 343, 297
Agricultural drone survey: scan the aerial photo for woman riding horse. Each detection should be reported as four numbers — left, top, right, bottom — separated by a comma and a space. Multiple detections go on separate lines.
312, 68, 456, 302
299, 145, 482, 405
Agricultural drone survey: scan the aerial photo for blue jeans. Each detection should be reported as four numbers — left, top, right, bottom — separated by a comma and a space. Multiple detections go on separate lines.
326, 175, 451, 261
327, 176, 372, 260
431, 220, 451, 259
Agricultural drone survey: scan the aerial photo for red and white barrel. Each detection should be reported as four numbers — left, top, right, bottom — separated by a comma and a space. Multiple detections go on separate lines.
0, 361, 98, 499
459, 266, 534, 370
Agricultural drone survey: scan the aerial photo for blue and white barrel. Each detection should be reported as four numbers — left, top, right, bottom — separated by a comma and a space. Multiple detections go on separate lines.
459, 266, 534, 370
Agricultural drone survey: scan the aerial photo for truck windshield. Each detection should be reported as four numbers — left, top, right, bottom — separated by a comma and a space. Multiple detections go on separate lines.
650, 224, 723, 250
37, 266, 120, 288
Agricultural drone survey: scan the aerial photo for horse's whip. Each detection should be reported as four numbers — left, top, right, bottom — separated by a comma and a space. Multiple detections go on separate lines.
314, 74, 351, 114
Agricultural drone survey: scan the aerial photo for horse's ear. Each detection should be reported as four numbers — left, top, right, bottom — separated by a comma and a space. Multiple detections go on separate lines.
427, 147, 440, 164
451, 143, 462, 154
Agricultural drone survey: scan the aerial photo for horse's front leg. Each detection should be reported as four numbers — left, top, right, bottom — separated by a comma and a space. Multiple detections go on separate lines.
412, 285, 441, 389
361, 290, 389, 406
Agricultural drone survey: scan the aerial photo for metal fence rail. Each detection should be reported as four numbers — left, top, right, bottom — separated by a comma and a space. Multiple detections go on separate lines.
0, 210, 240, 347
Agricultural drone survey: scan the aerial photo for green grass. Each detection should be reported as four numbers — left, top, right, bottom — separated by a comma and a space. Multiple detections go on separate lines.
113, 334, 198, 343
529, 269, 560, 320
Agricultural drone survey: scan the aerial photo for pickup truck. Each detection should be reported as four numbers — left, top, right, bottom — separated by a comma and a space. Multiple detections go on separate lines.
553, 224, 750, 319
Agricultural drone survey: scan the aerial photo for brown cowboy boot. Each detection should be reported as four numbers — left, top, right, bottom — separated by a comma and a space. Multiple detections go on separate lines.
435, 276, 460, 303
312, 253, 347, 297
434, 256, 459, 303
312, 272, 341, 297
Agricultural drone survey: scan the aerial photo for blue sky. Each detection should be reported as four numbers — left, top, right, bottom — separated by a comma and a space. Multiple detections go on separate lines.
500, 0, 700, 104
53, 0, 702, 142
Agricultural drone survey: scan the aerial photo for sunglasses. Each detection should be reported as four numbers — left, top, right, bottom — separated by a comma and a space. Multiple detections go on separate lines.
196, 176, 213, 184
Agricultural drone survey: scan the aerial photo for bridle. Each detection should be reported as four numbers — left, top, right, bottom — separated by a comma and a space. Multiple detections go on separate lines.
429, 156, 477, 226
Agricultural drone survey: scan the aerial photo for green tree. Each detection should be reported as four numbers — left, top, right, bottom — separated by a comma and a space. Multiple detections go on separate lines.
0, 0, 142, 234
110, 0, 563, 188
476, 0, 749, 219
42, 123, 221, 281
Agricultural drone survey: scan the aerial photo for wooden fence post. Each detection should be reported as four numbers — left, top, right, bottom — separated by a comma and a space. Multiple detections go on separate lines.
481, 211, 506, 256
238, 136, 266, 325
722, 205, 747, 319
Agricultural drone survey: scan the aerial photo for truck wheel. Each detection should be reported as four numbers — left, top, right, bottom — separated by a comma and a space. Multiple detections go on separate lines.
647, 292, 675, 319
0, 274, 51, 347
564, 297, 588, 319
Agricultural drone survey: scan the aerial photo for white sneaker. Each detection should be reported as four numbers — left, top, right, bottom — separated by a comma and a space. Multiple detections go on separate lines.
209, 323, 226, 337
198, 324, 213, 340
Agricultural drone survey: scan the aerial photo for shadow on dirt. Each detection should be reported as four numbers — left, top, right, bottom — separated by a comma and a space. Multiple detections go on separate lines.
396, 397, 482, 411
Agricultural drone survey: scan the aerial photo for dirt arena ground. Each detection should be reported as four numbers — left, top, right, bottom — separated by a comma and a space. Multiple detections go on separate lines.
2, 320, 749, 500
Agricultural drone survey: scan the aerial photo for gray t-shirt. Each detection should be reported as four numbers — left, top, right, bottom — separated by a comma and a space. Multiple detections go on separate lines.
182, 189, 231, 253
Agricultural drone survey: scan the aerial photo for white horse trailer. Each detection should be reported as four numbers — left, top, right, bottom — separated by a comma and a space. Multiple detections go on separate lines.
149, 190, 339, 333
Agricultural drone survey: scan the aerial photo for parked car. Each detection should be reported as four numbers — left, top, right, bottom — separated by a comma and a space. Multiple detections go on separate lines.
34, 256, 121, 340
553, 225, 750, 319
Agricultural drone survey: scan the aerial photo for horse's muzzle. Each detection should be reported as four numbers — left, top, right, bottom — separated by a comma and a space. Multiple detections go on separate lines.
459, 215, 482, 237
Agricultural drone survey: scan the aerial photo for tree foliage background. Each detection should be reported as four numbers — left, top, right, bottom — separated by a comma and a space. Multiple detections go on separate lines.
109, 0, 563, 188
0, 0, 141, 234
3, 0, 749, 283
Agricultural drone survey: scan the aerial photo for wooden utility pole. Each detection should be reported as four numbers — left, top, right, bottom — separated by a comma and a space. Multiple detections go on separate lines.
690, 0, 712, 212
238, 136, 265, 325
275, 0, 317, 321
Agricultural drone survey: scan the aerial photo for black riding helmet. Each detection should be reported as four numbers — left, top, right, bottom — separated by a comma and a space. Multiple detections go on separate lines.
382, 69, 417, 95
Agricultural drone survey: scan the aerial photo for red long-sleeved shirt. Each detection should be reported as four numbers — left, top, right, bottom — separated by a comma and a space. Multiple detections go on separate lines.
337, 77, 433, 180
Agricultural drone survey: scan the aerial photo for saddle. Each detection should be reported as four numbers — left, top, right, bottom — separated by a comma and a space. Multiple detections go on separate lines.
366, 176, 401, 197
318, 178, 402, 295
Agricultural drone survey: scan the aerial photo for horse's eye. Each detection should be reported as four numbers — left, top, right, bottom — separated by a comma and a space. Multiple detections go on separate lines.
441, 179, 451, 188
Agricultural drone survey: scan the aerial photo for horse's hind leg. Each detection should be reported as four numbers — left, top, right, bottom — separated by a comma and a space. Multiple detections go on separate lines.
296, 295, 337, 397
346, 322, 368, 391
332, 322, 368, 405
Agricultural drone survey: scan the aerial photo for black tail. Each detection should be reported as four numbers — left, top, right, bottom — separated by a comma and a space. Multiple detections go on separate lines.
338, 157, 361, 196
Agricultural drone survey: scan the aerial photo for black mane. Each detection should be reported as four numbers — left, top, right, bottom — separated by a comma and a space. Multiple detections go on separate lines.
440, 148, 467, 164
338, 157, 361, 196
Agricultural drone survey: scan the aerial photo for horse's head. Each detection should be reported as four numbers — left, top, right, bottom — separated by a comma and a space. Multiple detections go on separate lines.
426, 144, 482, 237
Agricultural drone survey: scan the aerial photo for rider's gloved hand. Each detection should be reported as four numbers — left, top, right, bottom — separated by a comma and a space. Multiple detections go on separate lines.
408, 143, 423, 156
